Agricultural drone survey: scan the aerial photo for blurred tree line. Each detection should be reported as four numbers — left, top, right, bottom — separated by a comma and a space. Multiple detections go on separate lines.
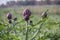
0, 0, 60, 7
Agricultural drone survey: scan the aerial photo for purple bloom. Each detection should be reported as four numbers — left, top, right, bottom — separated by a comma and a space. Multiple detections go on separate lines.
8, 19, 12, 24
23, 9, 31, 16
23, 8, 31, 21
14, 17, 17, 21
7, 13, 12, 20
24, 15, 29, 21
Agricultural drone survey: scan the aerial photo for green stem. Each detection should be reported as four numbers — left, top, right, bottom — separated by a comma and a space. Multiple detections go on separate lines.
30, 22, 43, 40
7, 25, 10, 40
12, 22, 17, 34
25, 21, 29, 40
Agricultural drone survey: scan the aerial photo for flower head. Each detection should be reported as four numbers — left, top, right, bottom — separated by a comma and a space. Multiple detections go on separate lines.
30, 20, 33, 26
23, 8, 31, 17
7, 12, 12, 20
14, 17, 17, 21
41, 9, 48, 18
24, 15, 29, 21
30, 20, 32, 23
41, 12, 47, 18
23, 8, 31, 21
8, 19, 12, 24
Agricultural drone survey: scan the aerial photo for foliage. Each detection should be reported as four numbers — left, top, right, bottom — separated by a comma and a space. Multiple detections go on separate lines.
0, 5, 60, 40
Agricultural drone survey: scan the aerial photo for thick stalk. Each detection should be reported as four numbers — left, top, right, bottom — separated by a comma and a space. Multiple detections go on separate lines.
25, 21, 29, 40
12, 23, 17, 34
30, 22, 43, 40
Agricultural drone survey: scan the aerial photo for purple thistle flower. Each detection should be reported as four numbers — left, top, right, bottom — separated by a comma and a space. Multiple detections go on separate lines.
23, 8, 31, 21
23, 9, 31, 17
14, 17, 17, 21
7, 13, 12, 20
8, 19, 12, 24
24, 15, 29, 21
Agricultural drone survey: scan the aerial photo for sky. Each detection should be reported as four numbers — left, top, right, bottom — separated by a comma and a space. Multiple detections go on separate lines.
0, 0, 41, 5
0, 0, 8, 5
0, 0, 18, 5
0, 0, 56, 5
